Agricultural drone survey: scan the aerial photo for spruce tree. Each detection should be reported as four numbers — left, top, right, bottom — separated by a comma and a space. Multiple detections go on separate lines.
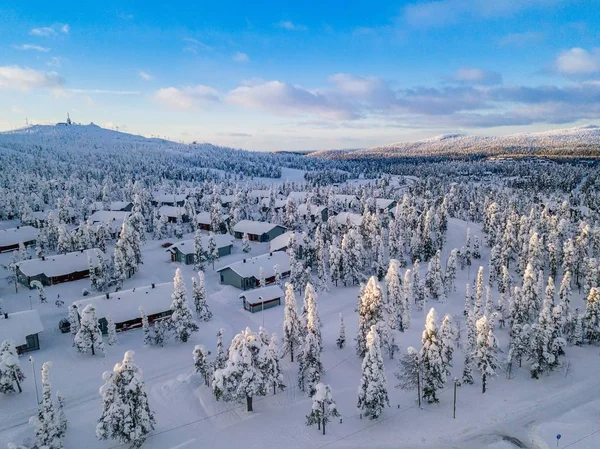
97, 351, 155, 448
0, 340, 25, 394
67, 306, 79, 338
303, 282, 322, 351
439, 314, 458, 377
474, 266, 485, 319
420, 308, 445, 403
413, 260, 425, 311
242, 233, 251, 253
336, 313, 346, 349
31, 361, 65, 449
74, 304, 105, 356
384, 259, 403, 330
193, 345, 212, 386
357, 326, 389, 419
106, 315, 117, 346
445, 249, 458, 294
192, 272, 212, 321
169, 268, 199, 343
297, 329, 322, 396
193, 229, 205, 270
214, 328, 227, 370
282, 283, 303, 362
306, 383, 340, 435
263, 334, 285, 395
462, 311, 476, 385
474, 316, 498, 393
356, 276, 384, 358
402, 269, 412, 330
582, 287, 600, 344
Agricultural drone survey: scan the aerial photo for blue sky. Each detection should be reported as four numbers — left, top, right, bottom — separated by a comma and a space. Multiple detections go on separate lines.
1, 0, 599, 151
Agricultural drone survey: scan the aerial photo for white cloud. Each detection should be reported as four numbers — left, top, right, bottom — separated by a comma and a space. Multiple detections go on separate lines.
555, 47, 600, 75
498, 31, 545, 46
30, 27, 56, 37
183, 38, 212, 53
13, 44, 51, 52
60, 24, 70, 34
276, 21, 307, 31
154, 85, 219, 110
232, 52, 249, 63
47, 57, 62, 68
0, 66, 63, 91
138, 71, 153, 81
452, 67, 502, 85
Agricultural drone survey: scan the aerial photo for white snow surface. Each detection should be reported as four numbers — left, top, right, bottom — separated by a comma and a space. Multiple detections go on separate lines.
89, 210, 129, 225
0, 310, 43, 347
335, 211, 363, 226
232, 220, 286, 236
217, 251, 290, 279
15, 249, 103, 277
72, 283, 172, 323
90, 201, 131, 212
269, 232, 304, 253
158, 206, 186, 218
239, 285, 285, 305
0, 226, 37, 247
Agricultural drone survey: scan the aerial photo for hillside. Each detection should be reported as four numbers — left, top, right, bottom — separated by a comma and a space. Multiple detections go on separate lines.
310, 125, 600, 160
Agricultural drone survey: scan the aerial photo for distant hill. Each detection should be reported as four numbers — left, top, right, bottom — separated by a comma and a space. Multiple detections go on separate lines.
310, 125, 600, 160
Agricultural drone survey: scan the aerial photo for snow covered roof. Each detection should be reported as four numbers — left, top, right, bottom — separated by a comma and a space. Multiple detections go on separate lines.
333, 194, 359, 205
158, 205, 186, 218
195, 212, 228, 225
217, 251, 290, 279
168, 234, 234, 255
89, 210, 129, 224
152, 191, 188, 204
0, 226, 37, 247
72, 282, 173, 323
297, 203, 326, 217
232, 220, 286, 236
375, 198, 396, 209
287, 191, 308, 202
270, 231, 304, 253
259, 198, 287, 209
90, 201, 132, 212
239, 285, 284, 305
335, 211, 363, 226
249, 189, 272, 199
0, 310, 44, 346
220, 194, 235, 204
16, 249, 104, 277
31, 208, 76, 221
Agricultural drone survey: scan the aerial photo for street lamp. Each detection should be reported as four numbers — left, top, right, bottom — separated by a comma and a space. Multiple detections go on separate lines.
29, 356, 39, 405
259, 296, 264, 328
453, 377, 461, 419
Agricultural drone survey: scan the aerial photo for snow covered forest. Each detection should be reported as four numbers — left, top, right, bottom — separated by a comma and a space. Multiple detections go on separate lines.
1, 123, 600, 449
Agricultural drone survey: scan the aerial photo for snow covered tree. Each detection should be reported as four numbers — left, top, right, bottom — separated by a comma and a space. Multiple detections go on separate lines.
462, 311, 476, 384
439, 314, 458, 377
474, 266, 485, 319
521, 263, 539, 322
30, 280, 47, 304
445, 249, 458, 294
420, 308, 445, 403
303, 282, 322, 351
306, 383, 340, 435
106, 315, 117, 346
192, 272, 212, 321
274, 264, 282, 288
213, 327, 266, 412
0, 340, 25, 394
74, 304, 105, 356
31, 361, 65, 449
169, 268, 199, 343
402, 269, 412, 330
395, 346, 421, 402
298, 329, 322, 396
384, 259, 403, 330
329, 243, 343, 286
425, 250, 445, 301
67, 306, 79, 338
558, 271, 573, 334
242, 233, 251, 253
96, 351, 155, 448
193, 230, 205, 270
336, 313, 346, 349
582, 287, 600, 344
258, 267, 266, 289
356, 276, 384, 358
193, 345, 212, 386
140, 307, 152, 346
413, 260, 425, 311
357, 326, 389, 419
473, 236, 481, 259
474, 316, 498, 393
214, 329, 227, 370
282, 283, 303, 362
206, 232, 219, 269
263, 334, 285, 395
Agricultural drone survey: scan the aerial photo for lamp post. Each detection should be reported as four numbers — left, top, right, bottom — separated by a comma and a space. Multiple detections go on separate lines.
29, 356, 39, 405
453, 378, 461, 419
29, 295, 32, 311
259, 296, 264, 328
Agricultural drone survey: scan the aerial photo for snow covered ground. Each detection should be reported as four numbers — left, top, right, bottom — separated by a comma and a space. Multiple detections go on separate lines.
0, 218, 599, 449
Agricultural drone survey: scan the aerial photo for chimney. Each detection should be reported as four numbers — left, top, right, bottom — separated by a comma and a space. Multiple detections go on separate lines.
151, 283, 155, 289
106, 293, 109, 299
4, 313, 8, 319
243, 259, 246, 263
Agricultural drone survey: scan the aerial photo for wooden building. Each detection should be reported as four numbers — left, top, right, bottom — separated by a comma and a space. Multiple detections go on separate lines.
0, 310, 44, 354
167, 234, 234, 264
0, 226, 37, 253
232, 220, 287, 242
217, 251, 290, 290
240, 285, 284, 313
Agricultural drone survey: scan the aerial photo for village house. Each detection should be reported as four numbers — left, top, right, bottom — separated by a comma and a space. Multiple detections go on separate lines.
0, 310, 44, 354
31, 208, 77, 227
287, 191, 308, 203
151, 191, 188, 207
158, 205, 189, 223
90, 201, 133, 213
72, 282, 173, 334
217, 251, 291, 290
220, 194, 235, 208
335, 211, 363, 227
195, 212, 229, 233
259, 198, 287, 212
0, 226, 37, 253
375, 199, 397, 215
333, 194, 360, 209
89, 210, 130, 237
167, 234, 234, 264
232, 220, 287, 242
297, 203, 328, 223
240, 285, 285, 313
15, 248, 104, 287
269, 231, 304, 258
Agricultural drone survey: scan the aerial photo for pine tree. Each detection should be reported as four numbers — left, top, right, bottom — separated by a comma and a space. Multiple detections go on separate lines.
193, 230, 205, 270
68, 306, 79, 338
282, 283, 303, 362
192, 272, 212, 321
207, 232, 219, 269
0, 340, 25, 394
303, 283, 322, 351
357, 326, 389, 419
420, 308, 445, 403
356, 276, 384, 358
140, 307, 152, 346
413, 260, 425, 311
445, 249, 458, 294
582, 287, 600, 344
385, 259, 403, 330
214, 329, 227, 370
558, 271, 573, 334
395, 347, 421, 400
306, 383, 340, 435
106, 315, 117, 346
97, 351, 155, 448
402, 269, 412, 330
31, 362, 65, 449
169, 268, 199, 343
474, 266, 485, 319
572, 311, 583, 346
193, 345, 212, 386
439, 314, 458, 377
212, 328, 266, 412
336, 313, 346, 349
298, 330, 322, 396
74, 304, 105, 356
263, 334, 285, 395
474, 316, 498, 393
462, 311, 476, 385
242, 233, 251, 253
